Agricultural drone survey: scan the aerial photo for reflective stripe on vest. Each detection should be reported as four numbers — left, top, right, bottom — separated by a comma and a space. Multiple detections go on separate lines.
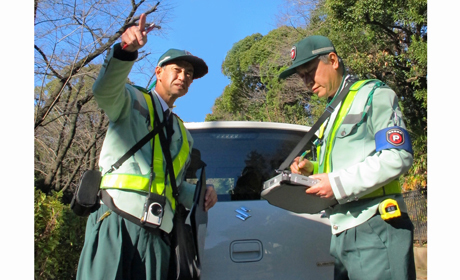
100, 92, 190, 210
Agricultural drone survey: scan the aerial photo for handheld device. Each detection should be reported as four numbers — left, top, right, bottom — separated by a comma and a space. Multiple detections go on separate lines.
261, 171, 337, 214
263, 171, 319, 189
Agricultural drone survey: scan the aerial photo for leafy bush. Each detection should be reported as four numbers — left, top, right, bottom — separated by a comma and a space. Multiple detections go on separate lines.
34, 188, 87, 279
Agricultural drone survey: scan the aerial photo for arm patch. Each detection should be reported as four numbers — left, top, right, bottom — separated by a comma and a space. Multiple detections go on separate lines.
375, 126, 413, 154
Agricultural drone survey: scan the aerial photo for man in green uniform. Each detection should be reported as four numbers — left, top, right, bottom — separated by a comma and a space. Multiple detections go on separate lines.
76, 14, 217, 280
281, 35, 416, 280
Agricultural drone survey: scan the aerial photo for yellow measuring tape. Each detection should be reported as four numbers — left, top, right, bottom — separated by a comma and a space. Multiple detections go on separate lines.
378, 199, 401, 220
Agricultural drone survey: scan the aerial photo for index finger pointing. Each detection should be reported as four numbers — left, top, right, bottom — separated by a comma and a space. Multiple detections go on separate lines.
139, 13, 146, 34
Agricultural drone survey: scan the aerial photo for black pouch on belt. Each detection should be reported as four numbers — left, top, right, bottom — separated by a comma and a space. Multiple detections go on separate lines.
70, 170, 102, 217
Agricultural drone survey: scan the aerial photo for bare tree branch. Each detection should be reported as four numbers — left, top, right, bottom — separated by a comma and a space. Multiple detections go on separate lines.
34, 0, 169, 193
34, 1, 162, 129
61, 129, 106, 193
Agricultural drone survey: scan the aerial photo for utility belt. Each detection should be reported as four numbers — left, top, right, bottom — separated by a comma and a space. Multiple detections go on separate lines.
99, 189, 171, 244
360, 180, 403, 221
98, 193, 171, 245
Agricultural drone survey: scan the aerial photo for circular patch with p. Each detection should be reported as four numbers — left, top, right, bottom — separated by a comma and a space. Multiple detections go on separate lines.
386, 128, 405, 146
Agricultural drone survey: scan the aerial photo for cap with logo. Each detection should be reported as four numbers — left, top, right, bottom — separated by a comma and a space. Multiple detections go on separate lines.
279, 35, 336, 79
157, 49, 208, 79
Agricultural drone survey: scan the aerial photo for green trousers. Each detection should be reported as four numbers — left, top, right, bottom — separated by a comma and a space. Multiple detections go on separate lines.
330, 213, 416, 280
76, 204, 171, 280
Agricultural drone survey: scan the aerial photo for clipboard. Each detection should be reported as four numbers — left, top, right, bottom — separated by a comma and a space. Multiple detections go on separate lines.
190, 167, 208, 265
261, 171, 337, 214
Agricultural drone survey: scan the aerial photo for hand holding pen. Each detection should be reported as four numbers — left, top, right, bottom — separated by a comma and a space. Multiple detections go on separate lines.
299, 150, 310, 163
290, 150, 313, 176
121, 13, 161, 52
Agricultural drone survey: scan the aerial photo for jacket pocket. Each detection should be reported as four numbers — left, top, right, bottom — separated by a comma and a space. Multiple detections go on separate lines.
335, 113, 365, 139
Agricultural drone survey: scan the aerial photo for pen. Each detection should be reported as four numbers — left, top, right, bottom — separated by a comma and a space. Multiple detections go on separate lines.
145, 23, 161, 33
299, 150, 310, 163
122, 23, 161, 50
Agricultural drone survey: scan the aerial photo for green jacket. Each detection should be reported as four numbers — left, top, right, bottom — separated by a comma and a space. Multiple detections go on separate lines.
315, 77, 413, 235
92, 44, 195, 233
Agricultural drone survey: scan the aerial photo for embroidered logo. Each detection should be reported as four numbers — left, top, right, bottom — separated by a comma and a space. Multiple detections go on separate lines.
386, 128, 405, 146
290, 46, 296, 60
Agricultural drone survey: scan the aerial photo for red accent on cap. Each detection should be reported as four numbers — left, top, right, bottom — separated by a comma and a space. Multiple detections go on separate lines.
290, 46, 296, 60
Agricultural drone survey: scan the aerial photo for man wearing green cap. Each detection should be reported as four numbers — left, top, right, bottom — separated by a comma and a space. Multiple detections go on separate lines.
76, 13, 217, 280
283, 35, 416, 280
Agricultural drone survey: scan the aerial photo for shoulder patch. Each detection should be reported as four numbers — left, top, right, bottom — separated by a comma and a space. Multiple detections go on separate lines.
375, 126, 413, 154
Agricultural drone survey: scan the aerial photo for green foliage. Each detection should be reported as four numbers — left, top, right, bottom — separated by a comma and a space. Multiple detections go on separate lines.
401, 133, 427, 191
321, 0, 427, 123
318, 0, 427, 188
35, 188, 87, 279
208, 26, 317, 124
208, 0, 427, 189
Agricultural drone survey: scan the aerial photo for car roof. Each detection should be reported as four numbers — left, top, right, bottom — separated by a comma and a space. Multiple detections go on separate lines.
184, 121, 313, 133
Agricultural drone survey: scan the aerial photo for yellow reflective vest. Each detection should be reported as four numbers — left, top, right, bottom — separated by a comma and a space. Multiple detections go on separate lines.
310, 77, 412, 234
100, 91, 190, 210
316, 79, 401, 200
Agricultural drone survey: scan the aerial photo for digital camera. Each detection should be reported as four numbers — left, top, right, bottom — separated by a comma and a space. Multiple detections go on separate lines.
141, 194, 166, 227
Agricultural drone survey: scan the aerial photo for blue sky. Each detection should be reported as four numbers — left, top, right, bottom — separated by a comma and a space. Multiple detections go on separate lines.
14, 1, 453, 277
132, 0, 286, 122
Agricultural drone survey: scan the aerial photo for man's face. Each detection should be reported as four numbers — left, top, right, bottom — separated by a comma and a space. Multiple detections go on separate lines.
156, 60, 194, 101
295, 53, 341, 99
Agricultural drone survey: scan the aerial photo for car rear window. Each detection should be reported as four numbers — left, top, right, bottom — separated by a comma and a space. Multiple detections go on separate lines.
186, 126, 315, 201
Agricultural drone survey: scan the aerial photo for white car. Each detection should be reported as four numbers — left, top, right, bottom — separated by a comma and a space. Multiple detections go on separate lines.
185, 121, 334, 280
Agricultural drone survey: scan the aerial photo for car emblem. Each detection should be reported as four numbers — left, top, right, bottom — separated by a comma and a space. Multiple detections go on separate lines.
235, 207, 251, 221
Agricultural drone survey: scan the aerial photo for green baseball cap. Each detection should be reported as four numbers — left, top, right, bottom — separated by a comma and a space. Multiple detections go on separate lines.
157, 49, 208, 79
279, 35, 336, 79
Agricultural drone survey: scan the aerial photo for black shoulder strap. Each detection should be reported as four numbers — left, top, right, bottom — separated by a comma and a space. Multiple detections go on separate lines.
153, 105, 181, 200
277, 76, 358, 170
138, 90, 178, 200
105, 90, 165, 174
